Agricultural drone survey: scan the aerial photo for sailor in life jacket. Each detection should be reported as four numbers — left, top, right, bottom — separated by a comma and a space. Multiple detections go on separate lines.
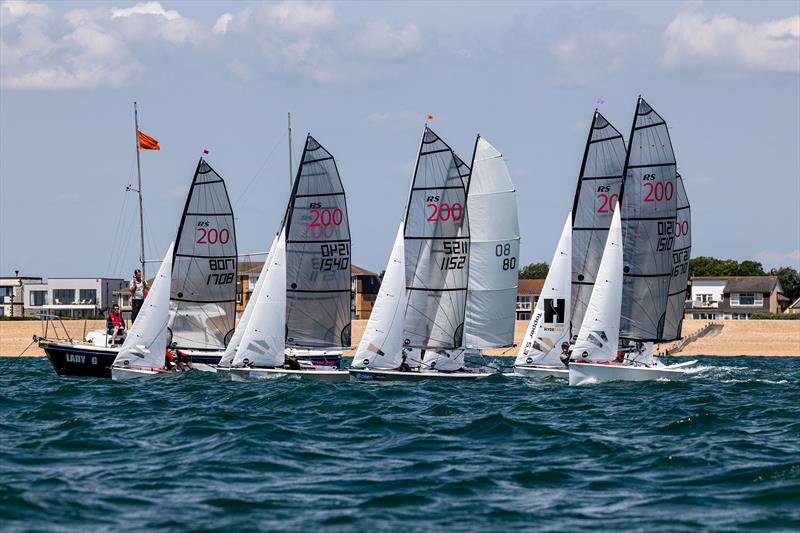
106, 304, 126, 345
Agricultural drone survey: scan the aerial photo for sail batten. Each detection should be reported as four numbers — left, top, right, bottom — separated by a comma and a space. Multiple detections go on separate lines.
403, 127, 470, 350
284, 135, 352, 349
169, 158, 237, 351
571, 111, 626, 338
619, 97, 678, 341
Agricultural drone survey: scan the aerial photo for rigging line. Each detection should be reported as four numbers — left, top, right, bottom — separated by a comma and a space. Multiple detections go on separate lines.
233, 131, 288, 210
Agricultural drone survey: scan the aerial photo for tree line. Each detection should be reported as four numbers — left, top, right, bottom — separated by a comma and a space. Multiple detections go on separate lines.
517, 257, 800, 301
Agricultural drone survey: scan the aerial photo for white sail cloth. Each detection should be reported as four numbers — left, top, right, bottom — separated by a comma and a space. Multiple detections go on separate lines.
463, 137, 520, 349
219, 234, 279, 367
352, 223, 407, 369
232, 230, 287, 368
515, 213, 572, 366
113, 242, 175, 370
572, 207, 623, 361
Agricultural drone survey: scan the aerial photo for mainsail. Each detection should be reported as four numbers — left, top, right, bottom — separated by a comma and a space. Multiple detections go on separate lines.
572, 207, 623, 361
515, 213, 572, 367
403, 127, 470, 350
352, 223, 407, 369
619, 97, 678, 341
285, 135, 351, 348
571, 111, 626, 339
114, 242, 174, 369
169, 158, 237, 350
662, 174, 691, 340
233, 230, 287, 368
463, 136, 520, 348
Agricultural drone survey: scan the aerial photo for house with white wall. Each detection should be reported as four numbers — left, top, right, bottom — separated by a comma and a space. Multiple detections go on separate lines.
686, 276, 787, 320
0, 274, 44, 317
24, 278, 126, 318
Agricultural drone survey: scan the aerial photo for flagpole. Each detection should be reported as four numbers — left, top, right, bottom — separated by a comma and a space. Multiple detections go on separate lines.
287, 111, 293, 188
133, 101, 146, 280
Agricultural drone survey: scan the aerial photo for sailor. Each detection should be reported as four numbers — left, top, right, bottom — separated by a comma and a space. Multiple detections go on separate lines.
106, 304, 126, 345
615, 351, 625, 363
129, 269, 149, 323
397, 353, 412, 372
284, 353, 301, 370
559, 342, 572, 368
175, 349, 193, 371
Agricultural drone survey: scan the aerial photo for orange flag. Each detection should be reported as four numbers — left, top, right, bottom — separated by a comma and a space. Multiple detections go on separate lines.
137, 130, 160, 150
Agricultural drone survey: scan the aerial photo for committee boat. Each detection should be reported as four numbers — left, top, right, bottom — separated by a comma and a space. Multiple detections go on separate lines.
227, 135, 351, 382
40, 155, 238, 377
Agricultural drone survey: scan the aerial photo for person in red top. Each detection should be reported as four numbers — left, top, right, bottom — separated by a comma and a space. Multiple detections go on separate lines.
106, 304, 125, 345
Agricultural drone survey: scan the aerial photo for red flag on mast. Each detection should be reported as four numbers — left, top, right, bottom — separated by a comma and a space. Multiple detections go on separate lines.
137, 130, 160, 150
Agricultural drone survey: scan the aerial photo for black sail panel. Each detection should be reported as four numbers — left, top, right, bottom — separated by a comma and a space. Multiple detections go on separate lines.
662, 174, 691, 340
571, 111, 626, 337
170, 158, 237, 350
285, 135, 352, 348
403, 127, 470, 349
619, 97, 678, 341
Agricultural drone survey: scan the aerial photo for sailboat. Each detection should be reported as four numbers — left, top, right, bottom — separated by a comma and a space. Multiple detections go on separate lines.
569, 96, 696, 384
41, 156, 238, 377
351, 128, 517, 381
513, 213, 572, 378
110, 243, 176, 381
227, 135, 351, 381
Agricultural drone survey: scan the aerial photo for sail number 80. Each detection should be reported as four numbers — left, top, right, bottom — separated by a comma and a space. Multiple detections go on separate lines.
496, 243, 517, 270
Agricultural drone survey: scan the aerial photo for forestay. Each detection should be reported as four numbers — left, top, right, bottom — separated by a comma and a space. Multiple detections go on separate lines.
572, 207, 623, 361
619, 97, 678, 341
285, 136, 351, 349
218, 234, 278, 367
114, 243, 174, 369
352, 224, 407, 370
403, 127, 470, 350
233, 230, 287, 368
169, 159, 237, 350
463, 136, 520, 349
571, 111, 626, 339
516, 213, 572, 367
662, 174, 691, 340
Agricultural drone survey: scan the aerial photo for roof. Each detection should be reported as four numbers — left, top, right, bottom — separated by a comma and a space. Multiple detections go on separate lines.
352, 265, 378, 277
518, 279, 545, 296
691, 276, 781, 293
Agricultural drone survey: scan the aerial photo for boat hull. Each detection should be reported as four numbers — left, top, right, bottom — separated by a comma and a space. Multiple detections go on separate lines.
348, 368, 494, 382
569, 361, 693, 386
111, 366, 173, 381
229, 367, 349, 382
513, 365, 568, 378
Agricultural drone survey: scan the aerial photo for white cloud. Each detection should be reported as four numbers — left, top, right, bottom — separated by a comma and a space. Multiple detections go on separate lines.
0, 0, 49, 26
256, 1, 336, 35
755, 249, 800, 270
110, 1, 179, 21
213, 12, 232, 34
663, 8, 800, 73
351, 20, 421, 60
226, 58, 252, 81
549, 31, 634, 86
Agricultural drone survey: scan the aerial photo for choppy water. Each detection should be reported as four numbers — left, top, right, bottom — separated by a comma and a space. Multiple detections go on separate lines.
1, 357, 798, 532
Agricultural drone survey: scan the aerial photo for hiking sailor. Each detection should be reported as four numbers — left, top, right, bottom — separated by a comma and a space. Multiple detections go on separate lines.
129, 269, 149, 323
559, 342, 572, 368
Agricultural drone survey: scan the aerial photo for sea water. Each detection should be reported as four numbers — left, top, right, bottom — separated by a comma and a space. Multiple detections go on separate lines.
1, 357, 798, 531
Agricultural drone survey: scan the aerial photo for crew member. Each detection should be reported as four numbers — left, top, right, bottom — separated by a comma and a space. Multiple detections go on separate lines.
106, 304, 125, 345
284, 353, 301, 370
129, 269, 149, 323
559, 342, 572, 368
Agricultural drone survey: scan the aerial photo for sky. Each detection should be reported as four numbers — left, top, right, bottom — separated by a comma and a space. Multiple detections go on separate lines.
1, 0, 799, 279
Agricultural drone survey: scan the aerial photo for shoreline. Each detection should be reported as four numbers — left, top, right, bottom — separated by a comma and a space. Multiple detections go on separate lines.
2, 319, 799, 358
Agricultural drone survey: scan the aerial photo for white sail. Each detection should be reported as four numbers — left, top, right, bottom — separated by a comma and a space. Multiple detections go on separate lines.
232, 230, 287, 368
463, 136, 520, 348
113, 242, 175, 369
572, 206, 623, 361
218, 234, 279, 367
515, 213, 572, 366
352, 223, 407, 369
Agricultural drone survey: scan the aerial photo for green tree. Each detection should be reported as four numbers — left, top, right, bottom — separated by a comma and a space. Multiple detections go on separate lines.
770, 266, 800, 301
734, 260, 765, 276
519, 262, 549, 279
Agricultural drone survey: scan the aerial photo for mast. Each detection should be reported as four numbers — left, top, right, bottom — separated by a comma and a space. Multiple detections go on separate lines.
133, 102, 146, 279
287, 112, 293, 188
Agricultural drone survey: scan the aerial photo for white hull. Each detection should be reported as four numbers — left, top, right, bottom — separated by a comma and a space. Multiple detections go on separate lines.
229, 367, 349, 382
191, 363, 218, 373
513, 365, 568, 378
349, 368, 494, 382
111, 366, 172, 381
569, 361, 694, 386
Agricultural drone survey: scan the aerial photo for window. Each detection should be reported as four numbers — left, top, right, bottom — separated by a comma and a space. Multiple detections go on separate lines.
79, 289, 97, 305
516, 295, 532, 311
518, 312, 531, 321
52, 289, 76, 305
236, 292, 242, 304
732, 293, 761, 306
0, 287, 12, 299
29, 290, 48, 306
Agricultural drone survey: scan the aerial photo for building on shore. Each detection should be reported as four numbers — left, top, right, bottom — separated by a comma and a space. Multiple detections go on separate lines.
685, 276, 789, 320
24, 278, 126, 318
516, 279, 545, 321
0, 274, 44, 318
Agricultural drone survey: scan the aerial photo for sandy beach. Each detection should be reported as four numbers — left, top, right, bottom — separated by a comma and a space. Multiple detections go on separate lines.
2, 319, 798, 357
